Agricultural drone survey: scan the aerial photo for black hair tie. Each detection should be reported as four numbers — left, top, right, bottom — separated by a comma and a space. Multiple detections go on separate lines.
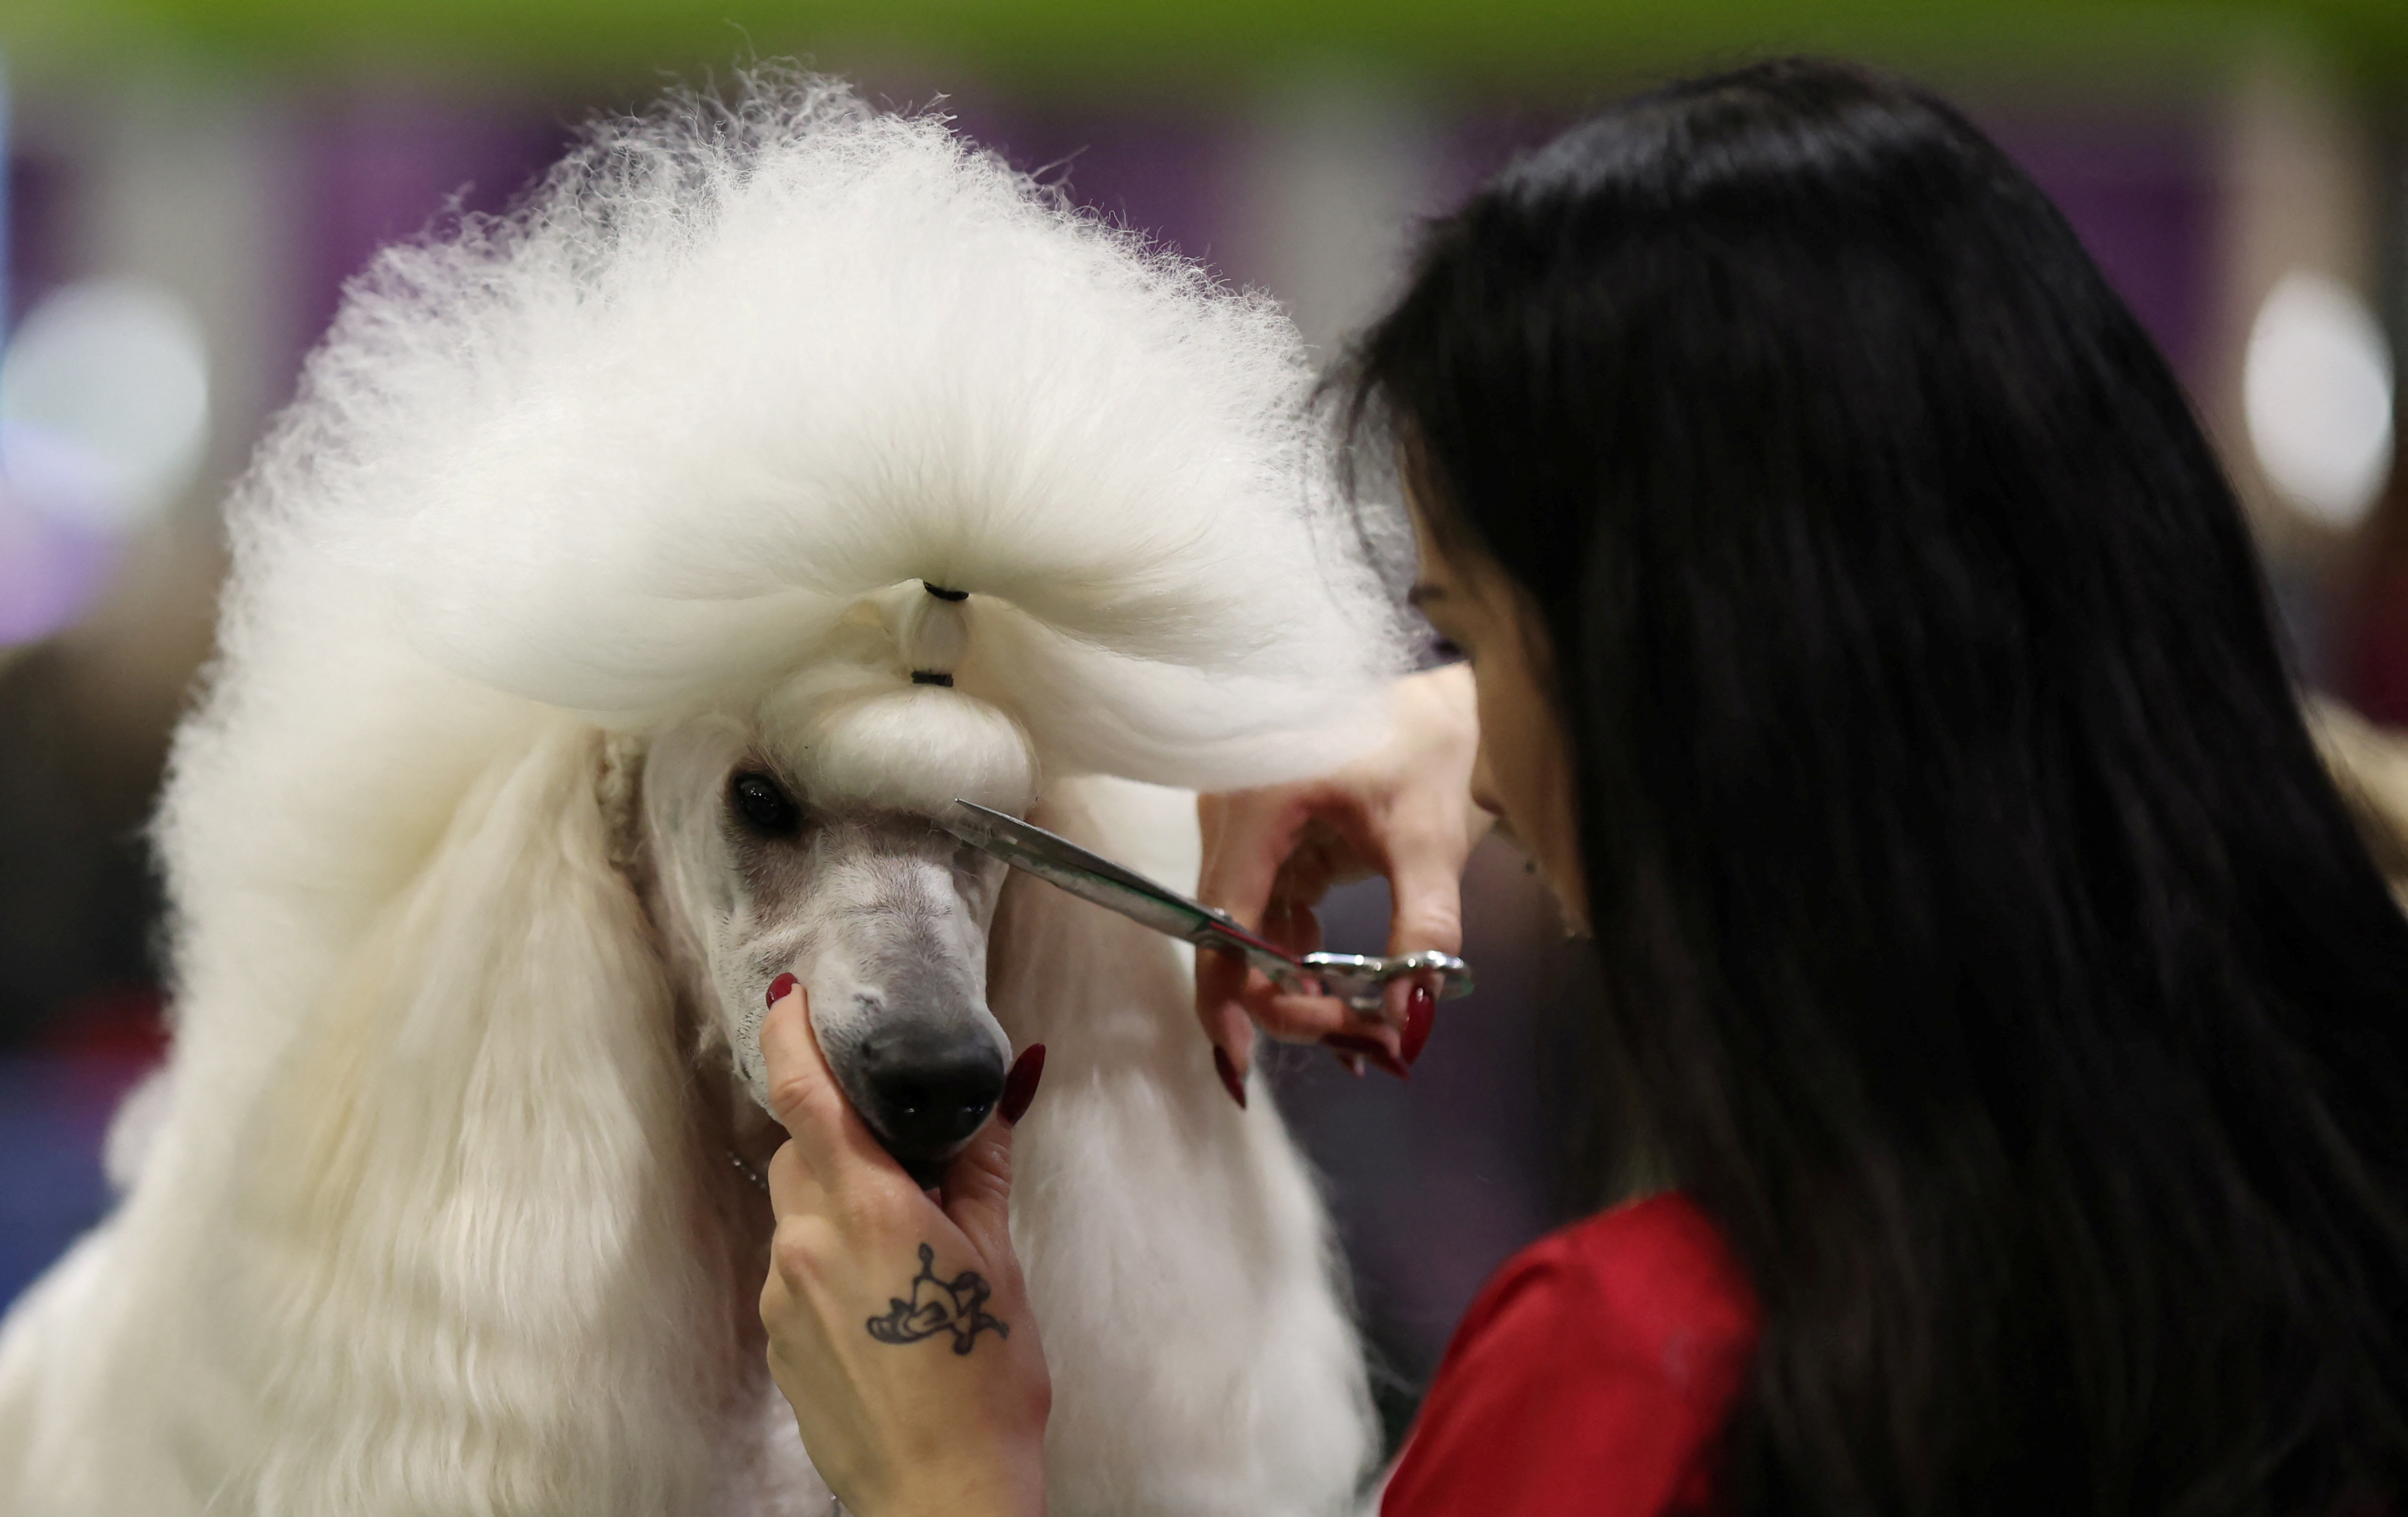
922, 583, 968, 601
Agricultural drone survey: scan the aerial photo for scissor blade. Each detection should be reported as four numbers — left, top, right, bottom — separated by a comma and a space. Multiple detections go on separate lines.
940, 800, 1303, 984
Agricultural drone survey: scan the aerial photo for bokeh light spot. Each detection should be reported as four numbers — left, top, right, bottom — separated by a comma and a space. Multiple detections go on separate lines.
0, 279, 209, 647
2244, 270, 2395, 531
1, 279, 211, 535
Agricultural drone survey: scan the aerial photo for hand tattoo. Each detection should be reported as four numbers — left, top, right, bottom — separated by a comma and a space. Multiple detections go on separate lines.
865, 1244, 1010, 1355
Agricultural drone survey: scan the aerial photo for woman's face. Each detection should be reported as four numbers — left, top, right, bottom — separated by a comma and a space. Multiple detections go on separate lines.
1408, 505, 1589, 935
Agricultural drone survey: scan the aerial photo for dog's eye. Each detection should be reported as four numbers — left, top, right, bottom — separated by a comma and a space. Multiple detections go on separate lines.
729, 771, 802, 839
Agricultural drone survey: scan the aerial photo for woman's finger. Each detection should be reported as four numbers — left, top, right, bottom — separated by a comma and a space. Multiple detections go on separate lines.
1235, 976, 1365, 1041
1195, 789, 1307, 1074
764, 1136, 835, 1214
1379, 818, 1469, 956
1263, 898, 1325, 957
937, 1047, 1040, 1265
758, 985, 900, 1187
1196, 950, 1257, 1074
1373, 816, 1473, 1030
939, 1122, 1016, 1260
1197, 791, 1303, 929
1197, 794, 1377, 1065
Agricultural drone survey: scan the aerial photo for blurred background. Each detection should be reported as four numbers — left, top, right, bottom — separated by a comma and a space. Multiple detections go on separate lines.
3, 0, 2405, 1455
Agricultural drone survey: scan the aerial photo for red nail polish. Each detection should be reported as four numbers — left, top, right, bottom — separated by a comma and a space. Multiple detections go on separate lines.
1400, 985, 1436, 1065
1213, 1045, 1248, 1110
999, 1044, 1046, 1126
1324, 1032, 1410, 1082
1333, 1049, 1366, 1078
765, 973, 797, 1009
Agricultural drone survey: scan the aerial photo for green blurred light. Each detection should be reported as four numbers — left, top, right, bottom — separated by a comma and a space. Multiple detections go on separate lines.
2, 0, 2402, 93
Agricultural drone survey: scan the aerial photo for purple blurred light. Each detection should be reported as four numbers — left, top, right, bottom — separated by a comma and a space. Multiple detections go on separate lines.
0, 470, 117, 645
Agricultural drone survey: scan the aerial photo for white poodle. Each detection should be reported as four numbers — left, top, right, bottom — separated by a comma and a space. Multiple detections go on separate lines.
0, 73, 1400, 1516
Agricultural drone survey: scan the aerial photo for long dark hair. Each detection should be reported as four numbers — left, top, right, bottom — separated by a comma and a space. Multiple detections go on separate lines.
1345, 58, 2408, 1516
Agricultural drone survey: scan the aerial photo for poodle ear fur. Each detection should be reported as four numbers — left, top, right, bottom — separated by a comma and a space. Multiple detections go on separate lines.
988, 776, 1379, 1514
207, 721, 745, 1514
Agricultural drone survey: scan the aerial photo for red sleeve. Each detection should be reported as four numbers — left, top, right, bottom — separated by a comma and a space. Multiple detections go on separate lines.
1380, 1193, 1760, 1517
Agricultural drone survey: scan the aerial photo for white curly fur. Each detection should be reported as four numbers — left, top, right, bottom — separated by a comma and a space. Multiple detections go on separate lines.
0, 72, 1397, 1516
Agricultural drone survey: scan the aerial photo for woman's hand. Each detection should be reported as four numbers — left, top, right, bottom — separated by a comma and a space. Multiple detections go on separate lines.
1195, 663, 1489, 1091
757, 985, 1051, 1517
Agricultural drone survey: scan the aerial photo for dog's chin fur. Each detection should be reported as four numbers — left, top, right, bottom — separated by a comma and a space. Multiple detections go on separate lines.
0, 69, 1393, 1516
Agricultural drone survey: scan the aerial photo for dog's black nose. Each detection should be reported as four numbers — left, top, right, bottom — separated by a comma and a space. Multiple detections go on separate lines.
862, 1039, 1008, 1169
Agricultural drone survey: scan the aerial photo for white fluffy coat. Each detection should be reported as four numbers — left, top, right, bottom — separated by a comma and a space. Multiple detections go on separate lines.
0, 73, 1395, 1516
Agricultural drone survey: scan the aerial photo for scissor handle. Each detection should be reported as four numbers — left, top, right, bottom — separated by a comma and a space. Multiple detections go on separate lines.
1192, 927, 1477, 1014
1292, 949, 1475, 1014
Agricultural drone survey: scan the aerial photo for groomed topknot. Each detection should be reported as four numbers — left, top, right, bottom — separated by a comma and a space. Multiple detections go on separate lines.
195, 66, 1403, 791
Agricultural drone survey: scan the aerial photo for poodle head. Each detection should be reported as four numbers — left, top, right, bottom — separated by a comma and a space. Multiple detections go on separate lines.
180, 78, 1409, 1178
637, 593, 1036, 1181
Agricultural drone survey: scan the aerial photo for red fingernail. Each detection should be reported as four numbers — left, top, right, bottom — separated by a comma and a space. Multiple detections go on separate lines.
765, 973, 797, 1009
1324, 1032, 1410, 1082
999, 1044, 1046, 1126
1213, 1045, 1248, 1110
1333, 1049, 1366, 1078
1401, 985, 1436, 1065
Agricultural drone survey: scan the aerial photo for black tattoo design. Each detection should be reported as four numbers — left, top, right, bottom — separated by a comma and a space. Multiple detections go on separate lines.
865, 1244, 1010, 1355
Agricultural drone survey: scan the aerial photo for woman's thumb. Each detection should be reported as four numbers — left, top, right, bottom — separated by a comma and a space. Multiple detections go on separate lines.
941, 1044, 1044, 1253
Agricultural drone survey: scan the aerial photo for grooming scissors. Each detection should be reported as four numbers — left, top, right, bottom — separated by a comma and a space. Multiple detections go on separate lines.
939, 798, 1474, 1015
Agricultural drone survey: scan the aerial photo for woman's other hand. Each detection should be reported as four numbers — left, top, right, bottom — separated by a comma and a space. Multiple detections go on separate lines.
757, 985, 1051, 1517
1195, 662, 1488, 1090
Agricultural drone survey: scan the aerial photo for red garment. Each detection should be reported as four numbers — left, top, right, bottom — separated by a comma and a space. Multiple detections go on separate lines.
1382, 1192, 1761, 1517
